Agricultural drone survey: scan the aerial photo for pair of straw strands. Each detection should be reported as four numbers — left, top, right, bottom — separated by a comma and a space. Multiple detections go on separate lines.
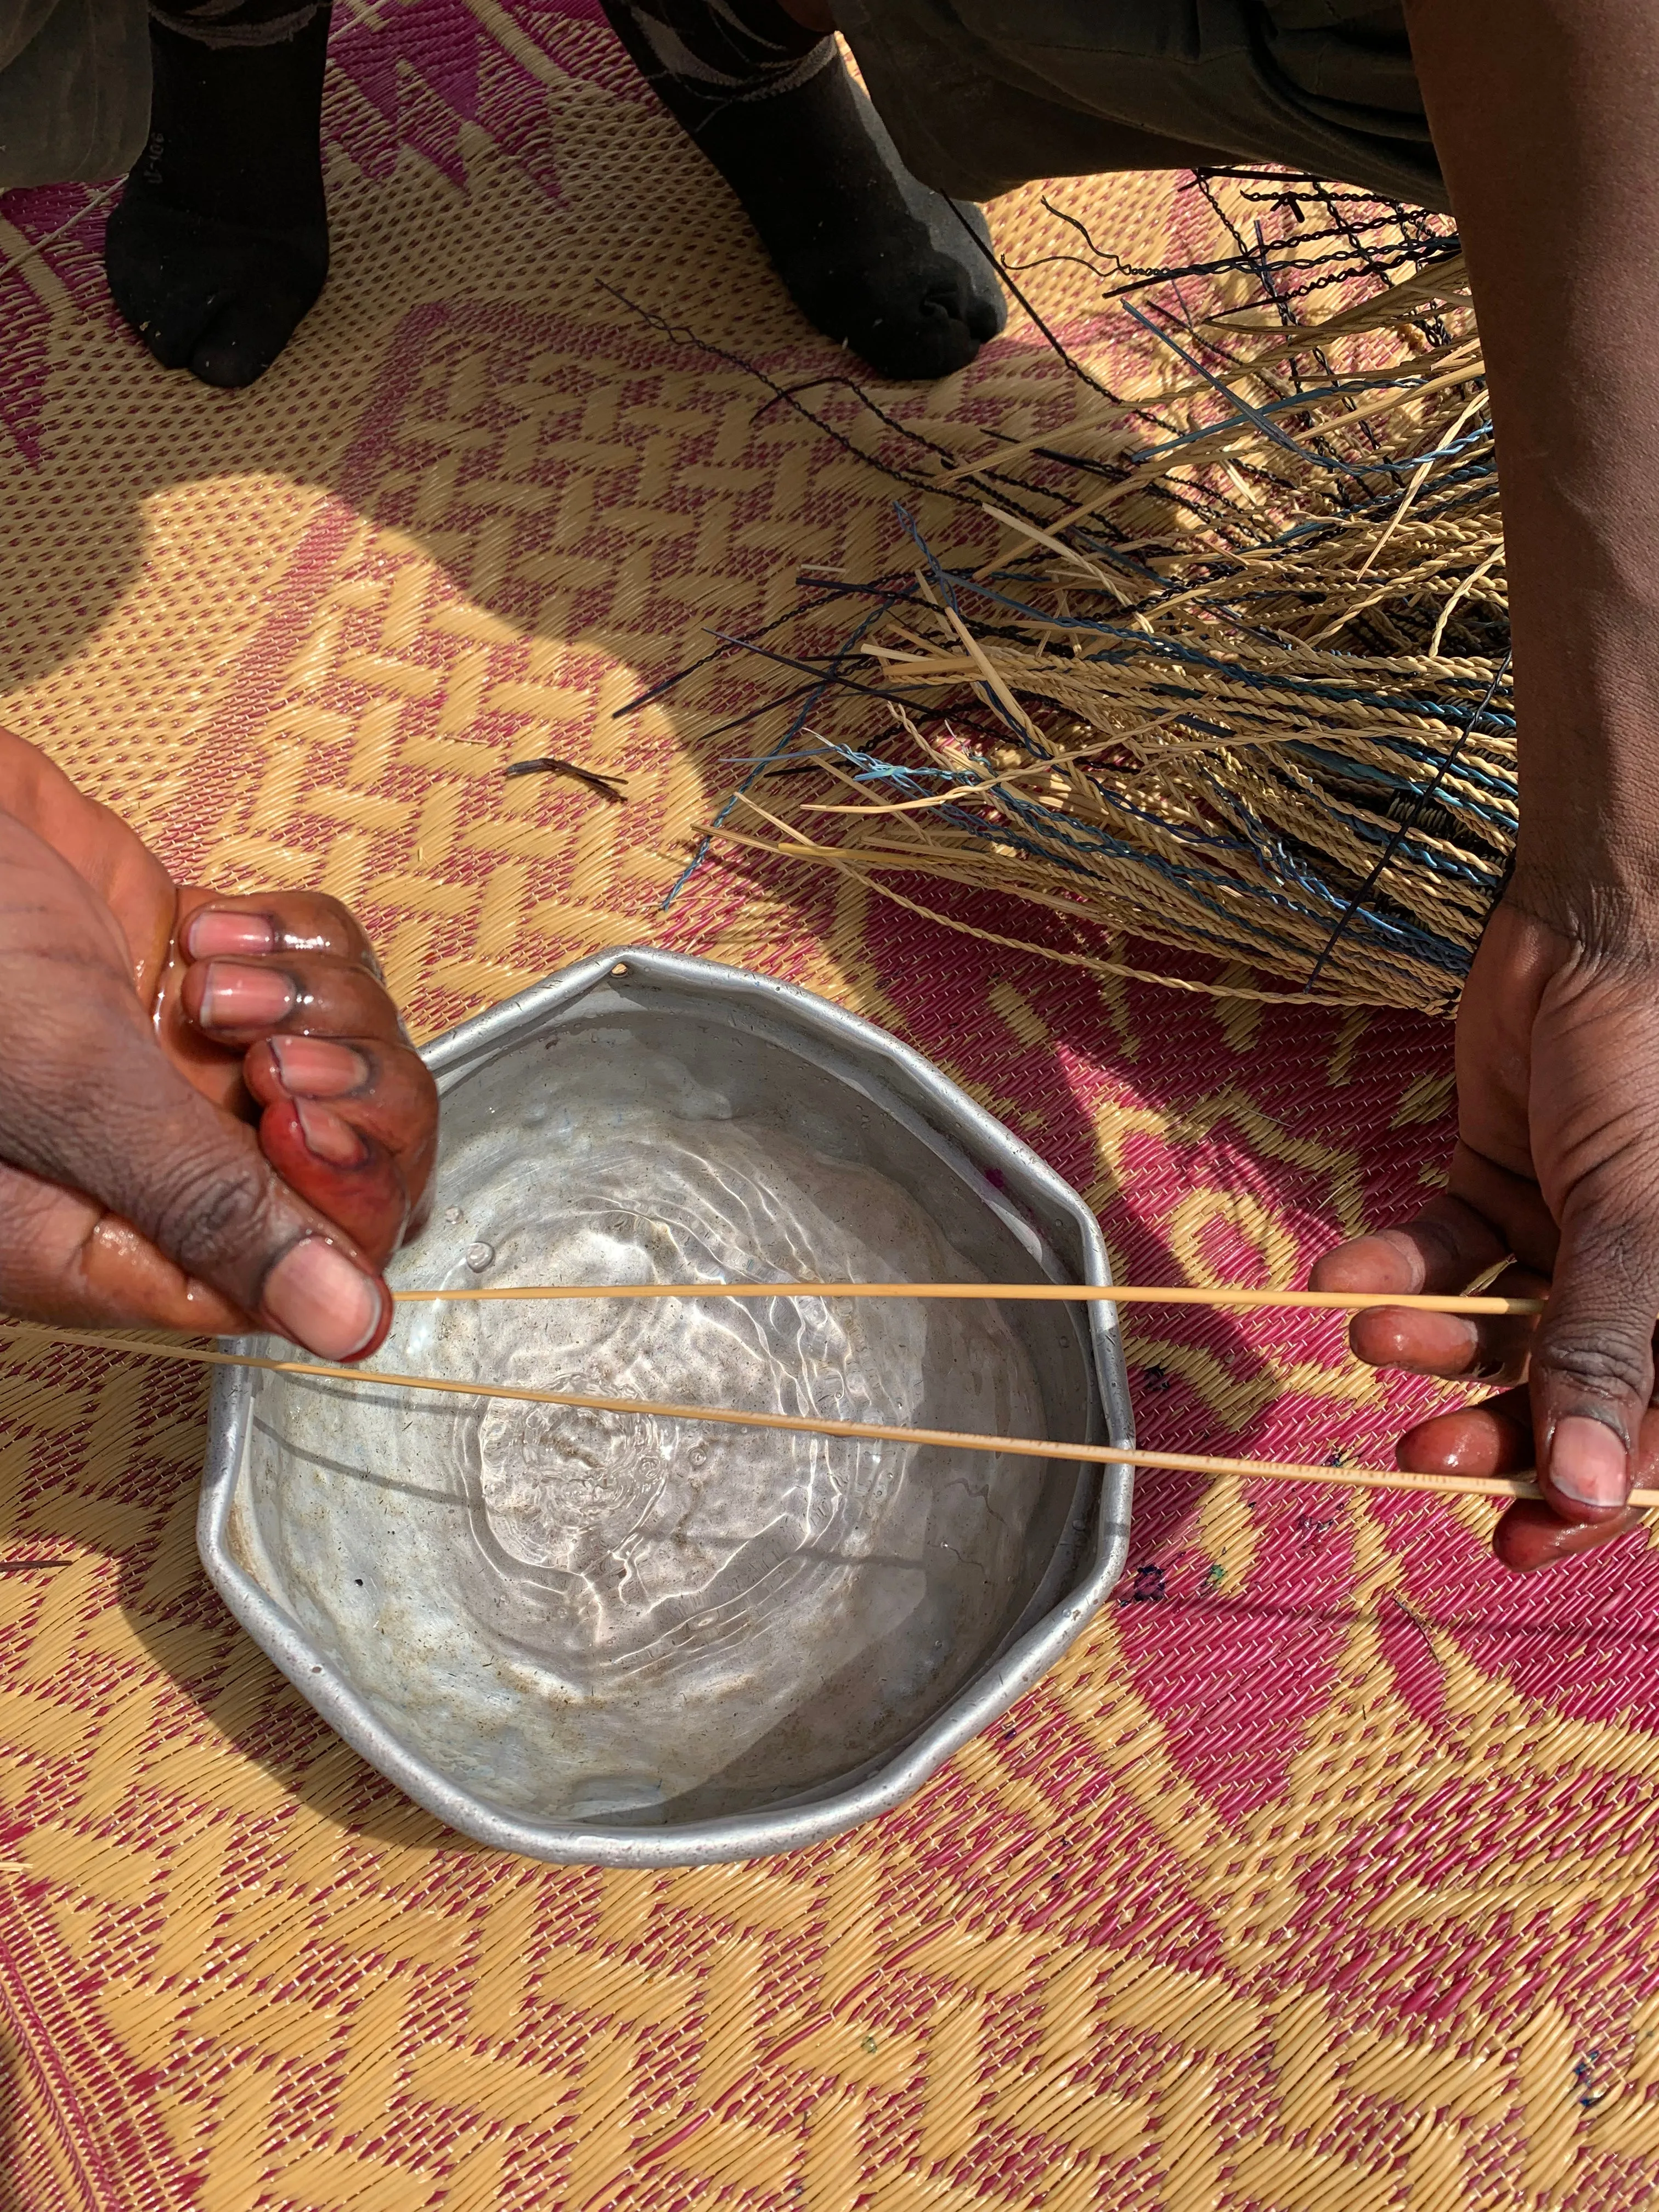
4, 1278, 1630, 1515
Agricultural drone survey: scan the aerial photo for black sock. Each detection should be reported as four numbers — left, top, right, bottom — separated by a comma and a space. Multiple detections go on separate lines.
104, 0, 331, 390
599, 0, 1006, 380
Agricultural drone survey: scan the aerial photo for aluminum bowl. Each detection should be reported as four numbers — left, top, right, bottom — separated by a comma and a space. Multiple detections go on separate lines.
199, 947, 1135, 1864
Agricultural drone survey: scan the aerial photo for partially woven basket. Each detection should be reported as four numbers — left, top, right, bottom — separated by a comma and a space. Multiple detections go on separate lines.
692, 178, 1505, 1014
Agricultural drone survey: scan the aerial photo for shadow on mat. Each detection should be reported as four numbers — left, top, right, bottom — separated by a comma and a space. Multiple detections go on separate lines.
0, 88, 1015, 724
0, 83, 1161, 992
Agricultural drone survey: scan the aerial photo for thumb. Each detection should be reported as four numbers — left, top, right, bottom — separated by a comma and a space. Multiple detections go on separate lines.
1531, 1185, 1659, 1520
6, 1005, 391, 1363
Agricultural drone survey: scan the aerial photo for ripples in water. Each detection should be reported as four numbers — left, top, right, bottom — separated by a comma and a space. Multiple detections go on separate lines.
242, 1036, 1064, 1819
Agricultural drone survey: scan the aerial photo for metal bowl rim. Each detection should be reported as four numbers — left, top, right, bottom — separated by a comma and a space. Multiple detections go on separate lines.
198, 945, 1136, 1866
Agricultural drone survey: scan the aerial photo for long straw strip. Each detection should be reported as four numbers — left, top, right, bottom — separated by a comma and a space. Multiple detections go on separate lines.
5, 1318, 1644, 1509
390, 1280, 1542, 1316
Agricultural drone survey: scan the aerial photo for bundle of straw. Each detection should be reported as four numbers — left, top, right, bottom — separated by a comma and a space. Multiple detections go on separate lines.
682, 178, 1507, 1013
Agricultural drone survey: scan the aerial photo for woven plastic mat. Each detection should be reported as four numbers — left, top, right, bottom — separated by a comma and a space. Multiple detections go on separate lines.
3, 6, 1659, 2207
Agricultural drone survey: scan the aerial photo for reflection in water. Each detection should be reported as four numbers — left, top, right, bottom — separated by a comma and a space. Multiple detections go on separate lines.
242, 1036, 1065, 1820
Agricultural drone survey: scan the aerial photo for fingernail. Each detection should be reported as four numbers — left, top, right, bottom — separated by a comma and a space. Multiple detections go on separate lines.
263, 1238, 385, 1360
184, 909, 276, 960
295, 1099, 366, 1167
269, 1036, 369, 1098
198, 961, 296, 1029
1550, 1415, 1629, 1507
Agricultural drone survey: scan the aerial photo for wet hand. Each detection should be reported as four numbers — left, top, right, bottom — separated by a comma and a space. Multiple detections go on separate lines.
1310, 895, 1659, 1573
0, 731, 436, 1358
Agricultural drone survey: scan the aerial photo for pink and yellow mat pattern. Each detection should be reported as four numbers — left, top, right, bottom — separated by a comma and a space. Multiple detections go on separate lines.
2, 3, 1658, 2205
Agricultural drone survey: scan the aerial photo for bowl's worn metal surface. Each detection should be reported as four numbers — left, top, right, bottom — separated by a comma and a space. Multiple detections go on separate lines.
199, 947, 1136, 1864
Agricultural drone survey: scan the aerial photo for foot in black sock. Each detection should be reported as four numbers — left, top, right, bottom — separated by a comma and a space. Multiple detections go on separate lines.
601, 0, 1006, 380
104, 2, 331, 390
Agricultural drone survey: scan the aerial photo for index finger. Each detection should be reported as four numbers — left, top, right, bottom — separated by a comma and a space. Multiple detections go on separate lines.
177, 890, 383, 971
1310, 1190, 1512, 1373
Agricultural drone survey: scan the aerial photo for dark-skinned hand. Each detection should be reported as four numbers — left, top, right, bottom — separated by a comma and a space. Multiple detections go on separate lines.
0, 729, 436, 1359
1311, 895, 1659, 1575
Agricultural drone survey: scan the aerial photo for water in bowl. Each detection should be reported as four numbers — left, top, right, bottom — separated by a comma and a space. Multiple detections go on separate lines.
236, 1033, 1062, 1823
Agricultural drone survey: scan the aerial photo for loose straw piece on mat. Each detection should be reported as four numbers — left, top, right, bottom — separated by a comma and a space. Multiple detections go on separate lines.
3, 1318, 1639, 1510
390, 1282, 1544, 1317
